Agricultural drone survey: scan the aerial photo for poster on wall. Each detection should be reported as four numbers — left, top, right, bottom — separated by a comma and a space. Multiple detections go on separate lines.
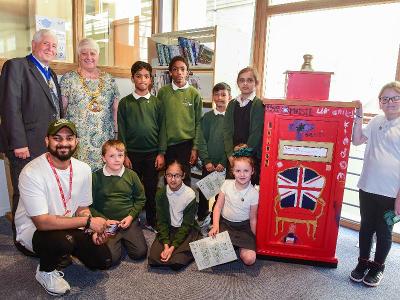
35, 15, 67, 60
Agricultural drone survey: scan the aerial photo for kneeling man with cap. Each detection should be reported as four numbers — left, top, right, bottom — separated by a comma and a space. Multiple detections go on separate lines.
14, 119, 112, 296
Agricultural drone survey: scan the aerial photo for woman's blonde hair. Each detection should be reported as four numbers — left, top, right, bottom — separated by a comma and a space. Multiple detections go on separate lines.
378, 81, 400, 98
77, 38, 100, 56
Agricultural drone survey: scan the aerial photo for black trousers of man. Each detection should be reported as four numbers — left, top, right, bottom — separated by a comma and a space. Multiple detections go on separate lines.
32, 229, 112, 272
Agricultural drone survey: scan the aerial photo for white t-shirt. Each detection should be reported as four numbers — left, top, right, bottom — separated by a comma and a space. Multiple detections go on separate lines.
220, 179, 259, 222
357, 115, 400, 198
15, 154, 92, 252
166, 183, 195, 227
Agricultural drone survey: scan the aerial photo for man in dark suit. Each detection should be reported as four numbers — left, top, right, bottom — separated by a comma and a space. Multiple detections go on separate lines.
0, 29, 63, 249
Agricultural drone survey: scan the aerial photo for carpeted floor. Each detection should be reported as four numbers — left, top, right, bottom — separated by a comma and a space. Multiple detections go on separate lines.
0, 216, 399, 300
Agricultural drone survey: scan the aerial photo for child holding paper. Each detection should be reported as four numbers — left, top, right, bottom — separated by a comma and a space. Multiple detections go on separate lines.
148, 160, 200, 271
209, 145, 259, 265
197, 82, 232, 234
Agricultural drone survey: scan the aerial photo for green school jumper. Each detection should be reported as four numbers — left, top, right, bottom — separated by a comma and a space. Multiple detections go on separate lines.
117, 94, 166, 154
157, 84, 203, 149
90, 168, 146, 220
198, 110, 227, 167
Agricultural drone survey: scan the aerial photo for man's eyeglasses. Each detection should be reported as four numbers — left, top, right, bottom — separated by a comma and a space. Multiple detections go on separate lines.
165, 173, 183, 179
379, 96, 400, 104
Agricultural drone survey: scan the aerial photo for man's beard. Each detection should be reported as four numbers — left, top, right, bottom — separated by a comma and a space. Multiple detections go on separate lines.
48, 146, 76, 161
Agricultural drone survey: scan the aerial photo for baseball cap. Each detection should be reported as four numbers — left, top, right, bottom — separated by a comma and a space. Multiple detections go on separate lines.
47, 119, 78, 136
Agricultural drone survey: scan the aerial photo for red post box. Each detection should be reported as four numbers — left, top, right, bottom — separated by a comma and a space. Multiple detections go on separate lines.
256, 99, 357, 267
285, 71, 333, 101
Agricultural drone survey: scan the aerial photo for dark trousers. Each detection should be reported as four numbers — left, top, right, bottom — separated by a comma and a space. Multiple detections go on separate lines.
148, 227, 199, 271
165, 140, 193, 187
359, 189, 395, 264
128, 151, 158, 227
198, 167, 212, 221
32, 229, 112, 272
106, 220, 147, 265
7, 152, 32, 240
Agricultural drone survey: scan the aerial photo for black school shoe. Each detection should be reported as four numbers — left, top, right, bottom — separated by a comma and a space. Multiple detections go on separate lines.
363, 261, 385, 287
350, 258, 370, 282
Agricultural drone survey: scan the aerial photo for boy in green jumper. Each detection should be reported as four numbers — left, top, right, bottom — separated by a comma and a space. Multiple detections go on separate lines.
157, 56, 203, 187
91, 140, 147, 265
118, 61, 166, 230
197, 82, 232, 234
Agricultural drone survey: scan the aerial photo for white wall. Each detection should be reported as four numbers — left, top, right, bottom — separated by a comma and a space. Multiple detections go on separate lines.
115, 77, 133, 99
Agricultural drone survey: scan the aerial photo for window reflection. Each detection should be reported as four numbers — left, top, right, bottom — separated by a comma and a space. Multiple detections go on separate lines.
0, 0, 73, 62
84, 0, 152, 67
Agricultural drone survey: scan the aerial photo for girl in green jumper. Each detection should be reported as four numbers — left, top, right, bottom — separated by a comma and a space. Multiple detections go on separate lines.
224, 67, 264, 185
148, 160, 200, 271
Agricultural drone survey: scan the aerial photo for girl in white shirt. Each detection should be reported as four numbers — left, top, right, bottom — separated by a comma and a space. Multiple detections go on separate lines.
209, 145, 259, 265
148, 160, 200, 271
350, 81, 400, 287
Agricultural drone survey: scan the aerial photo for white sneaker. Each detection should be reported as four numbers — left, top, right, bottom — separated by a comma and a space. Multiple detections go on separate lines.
35, 265, 70, 296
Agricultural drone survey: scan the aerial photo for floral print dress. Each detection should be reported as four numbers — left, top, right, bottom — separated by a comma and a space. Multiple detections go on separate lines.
60, 70, 119, 171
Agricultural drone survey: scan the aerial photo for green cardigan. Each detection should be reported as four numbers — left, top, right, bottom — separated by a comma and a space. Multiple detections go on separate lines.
223, 97, 265, 158
155, 186, 198, 248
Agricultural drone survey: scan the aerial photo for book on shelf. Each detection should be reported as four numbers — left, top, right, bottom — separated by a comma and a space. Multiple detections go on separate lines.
154, 36, 214, 67
197, 45, 214, 65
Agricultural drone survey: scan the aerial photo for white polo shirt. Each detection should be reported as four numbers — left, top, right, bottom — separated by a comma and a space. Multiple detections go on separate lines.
220, 179, 259, 222
166, 183, 195, 227
357, 115, 400, 198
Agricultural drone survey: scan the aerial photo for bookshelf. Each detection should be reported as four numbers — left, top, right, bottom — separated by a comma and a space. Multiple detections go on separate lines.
148, 26, 248, 106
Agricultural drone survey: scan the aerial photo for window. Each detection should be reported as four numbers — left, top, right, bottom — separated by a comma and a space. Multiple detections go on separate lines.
263, 1, 400, 234
84, 0, 152, 68
0, 0, 73, 62
263, 3, 400, 114
177, 0, 256, 68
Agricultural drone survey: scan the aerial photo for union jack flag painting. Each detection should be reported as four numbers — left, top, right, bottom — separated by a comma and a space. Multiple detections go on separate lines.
277, 166, 325, 210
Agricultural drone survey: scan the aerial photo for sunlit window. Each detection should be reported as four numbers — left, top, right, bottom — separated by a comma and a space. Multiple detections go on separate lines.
84, 0, 152, 67
263, 3, 400, 114
0, 0, 73, 62
263, 2, 400, 234
177, 0, 256, 96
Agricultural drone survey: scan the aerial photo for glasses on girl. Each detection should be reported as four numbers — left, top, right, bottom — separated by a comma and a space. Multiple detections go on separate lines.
165, 173, 183, 179
379, 96, 400, 104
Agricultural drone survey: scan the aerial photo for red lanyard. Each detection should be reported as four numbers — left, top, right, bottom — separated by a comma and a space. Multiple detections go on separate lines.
46, 153, 73, 216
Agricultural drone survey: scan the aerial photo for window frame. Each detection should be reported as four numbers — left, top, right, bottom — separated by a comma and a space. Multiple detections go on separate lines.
253, 0, 400, 96
0, 0, 159, 78
253, 0, 400, 242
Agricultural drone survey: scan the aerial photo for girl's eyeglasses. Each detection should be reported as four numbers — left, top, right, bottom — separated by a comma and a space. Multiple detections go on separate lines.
379, 96, 400, 104
165, 173, 183, 179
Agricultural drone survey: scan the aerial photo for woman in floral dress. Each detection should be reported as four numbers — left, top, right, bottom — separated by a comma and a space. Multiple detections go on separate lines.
60, 38, 119, 170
